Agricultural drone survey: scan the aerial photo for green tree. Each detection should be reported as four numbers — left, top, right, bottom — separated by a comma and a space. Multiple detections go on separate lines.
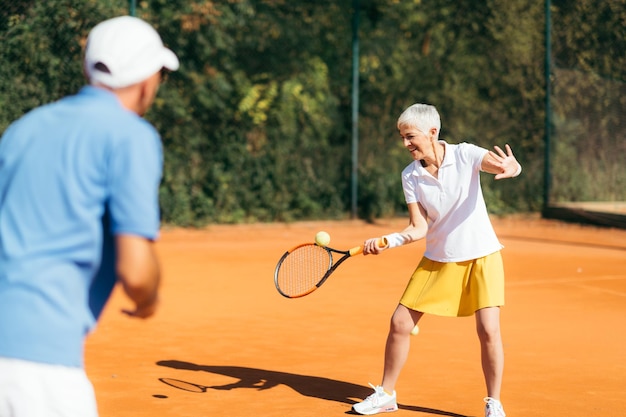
1, 0, 621, 225
0, 0, 127, 132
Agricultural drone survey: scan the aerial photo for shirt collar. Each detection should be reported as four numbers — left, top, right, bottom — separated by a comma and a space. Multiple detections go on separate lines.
79, 85, 123, 107
412, 140, 455, 175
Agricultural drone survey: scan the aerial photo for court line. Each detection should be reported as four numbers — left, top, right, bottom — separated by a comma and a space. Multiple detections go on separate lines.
568, 282, 626, 297
508, 275, 626, 287
499, 235, 626, 251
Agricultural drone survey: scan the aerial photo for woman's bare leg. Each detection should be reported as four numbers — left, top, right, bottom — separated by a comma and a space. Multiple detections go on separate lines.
475, 307, 504, 400
380, 305, 423, 393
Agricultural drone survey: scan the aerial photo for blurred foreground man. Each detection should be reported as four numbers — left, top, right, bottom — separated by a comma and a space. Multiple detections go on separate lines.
0, 16, 179, 417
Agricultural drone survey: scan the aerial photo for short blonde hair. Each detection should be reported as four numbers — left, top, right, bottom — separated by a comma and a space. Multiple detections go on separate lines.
397, 103, 441, 138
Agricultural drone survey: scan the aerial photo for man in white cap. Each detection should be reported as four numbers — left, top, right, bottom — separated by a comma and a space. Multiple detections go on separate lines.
0, 16, 179, 416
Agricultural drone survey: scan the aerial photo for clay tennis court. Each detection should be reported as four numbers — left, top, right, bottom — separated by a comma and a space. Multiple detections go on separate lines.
85, 215, 626, 417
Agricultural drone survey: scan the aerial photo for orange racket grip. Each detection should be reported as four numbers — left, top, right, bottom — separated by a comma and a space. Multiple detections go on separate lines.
348, 237, 388, 256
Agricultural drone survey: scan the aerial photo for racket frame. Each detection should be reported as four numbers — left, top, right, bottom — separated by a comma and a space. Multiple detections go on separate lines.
274, 243, 364, 299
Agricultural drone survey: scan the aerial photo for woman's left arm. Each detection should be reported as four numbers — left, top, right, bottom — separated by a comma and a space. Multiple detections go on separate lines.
481, 144, 522, 180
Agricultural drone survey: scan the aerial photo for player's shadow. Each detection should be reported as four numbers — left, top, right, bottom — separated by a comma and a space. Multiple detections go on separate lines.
156, 360, 472, 417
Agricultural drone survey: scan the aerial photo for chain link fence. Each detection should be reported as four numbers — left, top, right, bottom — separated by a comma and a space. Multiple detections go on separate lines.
544, 0, 626, 227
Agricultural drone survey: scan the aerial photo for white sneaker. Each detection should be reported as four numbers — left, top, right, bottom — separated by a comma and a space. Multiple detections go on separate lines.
352, 383, 398, 415
484, 397, 506, 417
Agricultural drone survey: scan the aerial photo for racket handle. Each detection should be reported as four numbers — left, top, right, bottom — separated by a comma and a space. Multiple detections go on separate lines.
349, 237, 388, 256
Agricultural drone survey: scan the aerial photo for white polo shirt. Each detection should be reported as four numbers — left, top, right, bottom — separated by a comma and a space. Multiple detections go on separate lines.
401, 141, 503, 262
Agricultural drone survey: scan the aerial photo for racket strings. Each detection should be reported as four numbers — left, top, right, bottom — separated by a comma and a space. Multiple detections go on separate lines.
276, 244, 331, 297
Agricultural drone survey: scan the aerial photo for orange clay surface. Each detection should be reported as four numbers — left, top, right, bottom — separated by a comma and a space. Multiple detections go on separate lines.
85, 215, 626, 417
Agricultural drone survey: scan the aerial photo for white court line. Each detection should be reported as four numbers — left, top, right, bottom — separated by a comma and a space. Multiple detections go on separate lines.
568, 282, 626, 297
499, 235, 626, 252
508, 275, 626, 287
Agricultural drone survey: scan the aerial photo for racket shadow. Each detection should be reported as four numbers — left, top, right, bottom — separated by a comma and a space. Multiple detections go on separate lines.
156, 360, 471, 417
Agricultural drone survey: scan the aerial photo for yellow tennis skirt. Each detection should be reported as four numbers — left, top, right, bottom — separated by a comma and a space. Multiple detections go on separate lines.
399, 251, 505, 317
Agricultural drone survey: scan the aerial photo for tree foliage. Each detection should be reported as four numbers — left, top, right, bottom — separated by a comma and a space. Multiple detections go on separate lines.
1, 0, 623, 225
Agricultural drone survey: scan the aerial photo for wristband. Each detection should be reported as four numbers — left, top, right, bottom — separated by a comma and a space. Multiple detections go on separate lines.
513, 163, 522, 177
383, 232, 405, 249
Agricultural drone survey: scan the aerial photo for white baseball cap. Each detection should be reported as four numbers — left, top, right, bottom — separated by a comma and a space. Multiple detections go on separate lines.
84, 16, 179, 89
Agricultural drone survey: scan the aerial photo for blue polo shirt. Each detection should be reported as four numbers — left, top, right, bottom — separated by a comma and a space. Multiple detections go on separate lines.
0, 86, 162, 367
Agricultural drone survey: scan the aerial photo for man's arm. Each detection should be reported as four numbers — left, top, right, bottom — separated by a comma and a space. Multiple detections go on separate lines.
115, 234, 161, 318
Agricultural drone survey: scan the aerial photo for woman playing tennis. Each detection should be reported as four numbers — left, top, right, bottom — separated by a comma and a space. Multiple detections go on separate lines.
352, 103, 521, 417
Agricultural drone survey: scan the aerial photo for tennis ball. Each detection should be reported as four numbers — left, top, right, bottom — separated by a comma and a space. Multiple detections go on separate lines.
410, 325, 420, 336
315, 231, 331, 247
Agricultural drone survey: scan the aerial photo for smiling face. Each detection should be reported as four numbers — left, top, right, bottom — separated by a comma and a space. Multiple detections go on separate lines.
399, 124, 437, 162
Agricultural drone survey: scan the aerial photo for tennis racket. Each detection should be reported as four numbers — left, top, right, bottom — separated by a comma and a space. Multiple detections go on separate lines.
274, 238, 386, 298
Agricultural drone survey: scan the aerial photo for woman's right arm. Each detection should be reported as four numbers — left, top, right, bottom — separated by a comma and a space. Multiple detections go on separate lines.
363, 202, 428, 255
